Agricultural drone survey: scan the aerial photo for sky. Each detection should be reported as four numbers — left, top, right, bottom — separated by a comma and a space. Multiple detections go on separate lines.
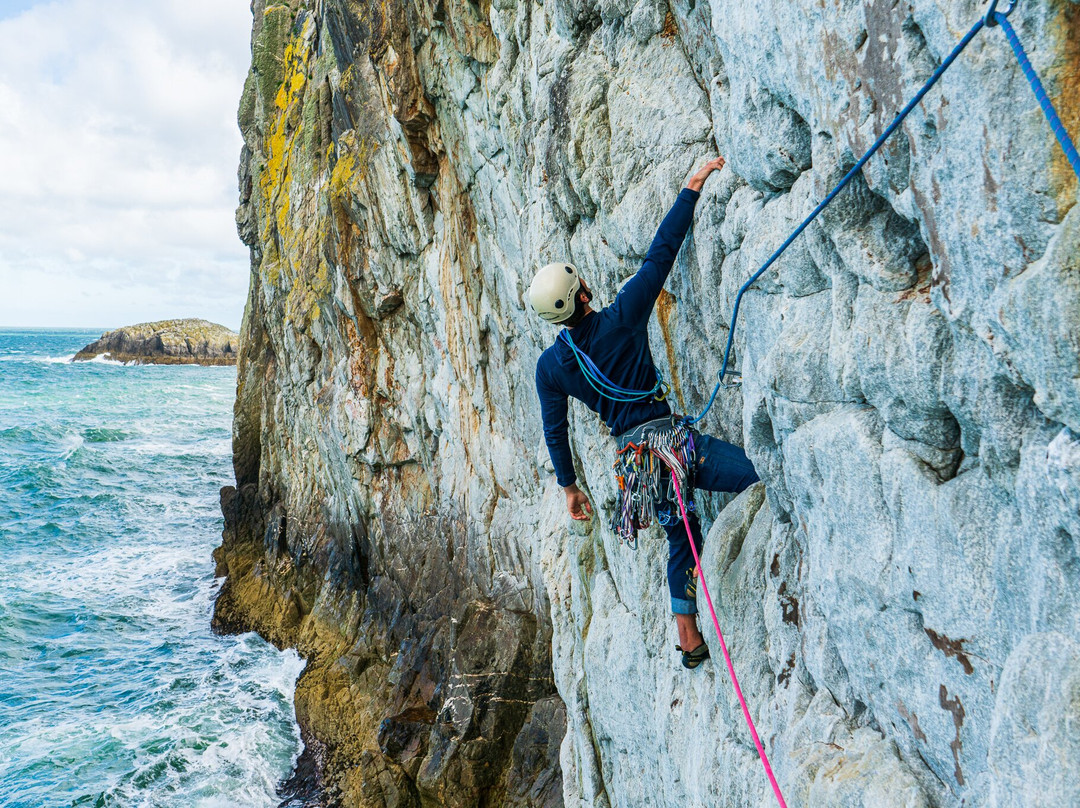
0, 0, 253, 330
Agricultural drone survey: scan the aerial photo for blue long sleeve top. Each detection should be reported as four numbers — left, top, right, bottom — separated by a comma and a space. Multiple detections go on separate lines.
535, 187, 700, 487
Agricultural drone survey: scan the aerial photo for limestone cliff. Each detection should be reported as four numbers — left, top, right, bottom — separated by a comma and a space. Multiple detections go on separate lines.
212, 0, 1080, 805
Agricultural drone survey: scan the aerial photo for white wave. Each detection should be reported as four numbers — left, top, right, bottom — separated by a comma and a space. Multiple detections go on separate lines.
0, 353, 77, 363
1, 338, 290, 808
58, 432, 85, 460
4, 537, 306, 808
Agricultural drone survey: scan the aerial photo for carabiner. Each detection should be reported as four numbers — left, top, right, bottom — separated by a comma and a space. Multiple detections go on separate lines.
984, 0, 1017, 27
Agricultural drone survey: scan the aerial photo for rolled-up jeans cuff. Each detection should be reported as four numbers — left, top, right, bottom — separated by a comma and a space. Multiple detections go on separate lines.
671, 596, 698, 615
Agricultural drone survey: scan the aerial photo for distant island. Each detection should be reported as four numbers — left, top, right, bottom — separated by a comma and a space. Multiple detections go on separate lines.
72, 319, 240, 366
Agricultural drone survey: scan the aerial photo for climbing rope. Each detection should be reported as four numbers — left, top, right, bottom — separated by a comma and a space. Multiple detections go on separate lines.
544, 4, 1076, 803
991, 12, 1080, 179
671, 471, 788, 808
559, 329, 668, 403
684, 0, 1080, 426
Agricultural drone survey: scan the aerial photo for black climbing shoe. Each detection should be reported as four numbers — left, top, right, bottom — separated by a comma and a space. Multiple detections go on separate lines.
676, 642, 710, 669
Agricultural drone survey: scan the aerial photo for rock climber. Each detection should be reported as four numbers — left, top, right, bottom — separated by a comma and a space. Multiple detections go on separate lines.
529, 157, 759, 669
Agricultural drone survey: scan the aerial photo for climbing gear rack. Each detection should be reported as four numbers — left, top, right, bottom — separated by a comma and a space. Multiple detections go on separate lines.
610, 417, 696, 547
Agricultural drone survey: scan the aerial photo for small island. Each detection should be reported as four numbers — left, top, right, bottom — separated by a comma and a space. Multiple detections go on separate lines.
72, 319, 240, 366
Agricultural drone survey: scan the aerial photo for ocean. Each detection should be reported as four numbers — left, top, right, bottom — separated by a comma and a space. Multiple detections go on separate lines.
0, 328, 304, 807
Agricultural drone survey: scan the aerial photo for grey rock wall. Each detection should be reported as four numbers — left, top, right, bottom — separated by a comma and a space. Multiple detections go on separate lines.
216, 0, 1080, 804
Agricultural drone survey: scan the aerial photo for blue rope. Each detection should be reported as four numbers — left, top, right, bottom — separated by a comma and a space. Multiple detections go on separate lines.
683, 14, 989, 425
993, 13, 1080, 180
686, 0, 1080, 426
560, 329, 665, 403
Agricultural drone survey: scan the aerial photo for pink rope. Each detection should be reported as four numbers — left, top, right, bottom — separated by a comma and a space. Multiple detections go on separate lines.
671, 471, 788, 808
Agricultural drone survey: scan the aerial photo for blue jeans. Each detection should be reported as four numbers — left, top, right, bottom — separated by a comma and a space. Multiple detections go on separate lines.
663, 433, 759, 614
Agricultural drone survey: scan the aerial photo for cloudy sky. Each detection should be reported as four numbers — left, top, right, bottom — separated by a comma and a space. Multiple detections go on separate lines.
0, 0, 253, 329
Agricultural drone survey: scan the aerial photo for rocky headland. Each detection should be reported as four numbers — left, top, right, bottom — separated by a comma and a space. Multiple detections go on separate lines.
73, 319, 239, 365
212, 0, 1080, 806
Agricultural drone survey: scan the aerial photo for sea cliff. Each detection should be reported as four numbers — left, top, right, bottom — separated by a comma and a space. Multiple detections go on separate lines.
212, 0, 1080, 805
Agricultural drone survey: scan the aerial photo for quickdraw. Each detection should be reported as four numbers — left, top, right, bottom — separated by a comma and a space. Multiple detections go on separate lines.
610, 417, 696, 547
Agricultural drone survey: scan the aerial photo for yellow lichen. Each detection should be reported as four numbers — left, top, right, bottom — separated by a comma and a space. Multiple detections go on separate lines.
329, 130, 378, 208
257, 15, 315, 297
251, 12, 387, 332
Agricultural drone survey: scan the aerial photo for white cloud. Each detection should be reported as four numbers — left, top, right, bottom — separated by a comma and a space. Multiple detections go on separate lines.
0, 0, 253, 329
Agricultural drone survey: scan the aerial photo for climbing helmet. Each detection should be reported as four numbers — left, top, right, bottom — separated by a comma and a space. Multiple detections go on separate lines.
529, 262, 581, 323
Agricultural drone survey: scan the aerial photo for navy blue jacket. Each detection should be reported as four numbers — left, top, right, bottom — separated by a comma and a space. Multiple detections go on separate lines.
535, 187, 699, 487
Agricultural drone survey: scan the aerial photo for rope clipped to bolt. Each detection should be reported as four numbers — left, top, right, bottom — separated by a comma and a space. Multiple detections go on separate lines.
683, 0, 1080, 427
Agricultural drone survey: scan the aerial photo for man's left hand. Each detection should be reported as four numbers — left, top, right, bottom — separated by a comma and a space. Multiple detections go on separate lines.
564, 484, 593, 521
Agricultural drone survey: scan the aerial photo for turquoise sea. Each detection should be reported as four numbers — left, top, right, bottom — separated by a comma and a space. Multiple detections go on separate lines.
0, 329, 304, 807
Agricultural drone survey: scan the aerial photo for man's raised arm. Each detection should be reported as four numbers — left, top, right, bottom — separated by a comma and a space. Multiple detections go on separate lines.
608, 157, 726, 326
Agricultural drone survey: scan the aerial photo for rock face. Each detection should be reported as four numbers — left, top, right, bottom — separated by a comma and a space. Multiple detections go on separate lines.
213, 0, 1080, 806
73, 319, 239, 365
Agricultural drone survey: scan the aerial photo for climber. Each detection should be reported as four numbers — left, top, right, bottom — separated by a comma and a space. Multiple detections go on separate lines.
530, 157, 759, 670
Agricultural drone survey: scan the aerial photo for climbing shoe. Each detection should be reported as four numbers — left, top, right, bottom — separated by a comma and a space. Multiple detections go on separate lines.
676, 642, 710, 669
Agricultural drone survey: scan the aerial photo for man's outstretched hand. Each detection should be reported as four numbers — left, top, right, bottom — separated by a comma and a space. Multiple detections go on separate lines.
564, 484, 593, 521
685, 156, 726, 193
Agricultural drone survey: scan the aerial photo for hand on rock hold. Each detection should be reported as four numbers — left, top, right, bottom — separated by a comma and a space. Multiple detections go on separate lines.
686, 156, 726, 192
564, 484, 593, 521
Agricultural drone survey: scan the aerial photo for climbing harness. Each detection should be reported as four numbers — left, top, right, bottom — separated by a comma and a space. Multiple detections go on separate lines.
610, 416, 696, 547
671, 470, 788, 808
559, 329, 669, 403
683, 0, 1080, 427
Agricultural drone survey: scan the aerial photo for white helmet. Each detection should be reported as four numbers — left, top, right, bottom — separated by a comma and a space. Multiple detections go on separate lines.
529, 262, 581, 323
